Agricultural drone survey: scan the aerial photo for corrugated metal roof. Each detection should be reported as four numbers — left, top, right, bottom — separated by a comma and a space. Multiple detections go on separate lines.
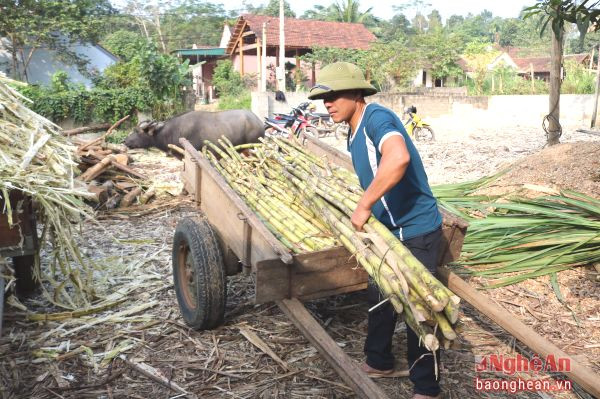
174, 48, 226, 56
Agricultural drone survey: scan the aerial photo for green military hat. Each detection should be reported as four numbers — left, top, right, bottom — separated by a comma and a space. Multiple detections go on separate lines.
308, 62, 377, 100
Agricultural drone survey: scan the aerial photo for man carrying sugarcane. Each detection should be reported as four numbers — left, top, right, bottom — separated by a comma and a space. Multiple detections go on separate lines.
308, 62, 443, 399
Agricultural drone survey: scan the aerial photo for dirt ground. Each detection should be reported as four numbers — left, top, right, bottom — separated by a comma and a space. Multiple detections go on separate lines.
1, 122, 599, 399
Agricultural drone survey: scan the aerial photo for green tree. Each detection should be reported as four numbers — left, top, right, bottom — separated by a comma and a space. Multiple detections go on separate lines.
161, 1, 229, 49
378, 14, 414, 41
102, 30, 147, 62
0, 0, 114, 81
301, 4, 334, 19
415, 30, 463, 82
412, 12, 428, 33
96, 40, 189, 102
331, 0, 373, 23
257, 0, 296, 17
212, 60, 245, 96
427, 10, 443, 31
524, 0, 600, 144
463, 40, 499, 94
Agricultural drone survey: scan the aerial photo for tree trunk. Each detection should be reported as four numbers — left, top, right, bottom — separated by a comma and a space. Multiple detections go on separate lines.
547, 28, 563, 146
591, 45, 600, 128
9, 33, 21, 80
153, 9, 167, 53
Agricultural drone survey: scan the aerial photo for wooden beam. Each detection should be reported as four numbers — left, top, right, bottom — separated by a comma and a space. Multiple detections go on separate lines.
241, 43, 258, 52
257, 37, 261, 88
437, 266, 600, 399
242, 30, 255, 37
277, 298, 390, 399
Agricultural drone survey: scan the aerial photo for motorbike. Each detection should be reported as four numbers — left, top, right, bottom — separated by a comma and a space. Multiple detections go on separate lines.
296, 102, 350, 139
403, 105, 435, 142
264, 107, 318, 138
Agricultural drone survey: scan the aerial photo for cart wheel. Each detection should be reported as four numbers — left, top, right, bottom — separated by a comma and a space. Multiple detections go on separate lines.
0, 273, 4, 336
172, 217, 226, 330
13, 255, 38, 295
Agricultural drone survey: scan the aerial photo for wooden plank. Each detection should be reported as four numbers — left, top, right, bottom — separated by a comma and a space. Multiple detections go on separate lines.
180, 139, 292, 264
437, 266, 600, 399
291, 246, 369, 299
255, 258, 290, 303
181, 151, 195, 195
277, 298, 390, 399
241, 43, 258, 51
255, 246, 370, 303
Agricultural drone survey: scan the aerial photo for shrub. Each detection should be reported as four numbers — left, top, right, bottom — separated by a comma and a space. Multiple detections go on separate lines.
561, 60, 595, 94
218, 92, 251, 110
213, 60, 245, 96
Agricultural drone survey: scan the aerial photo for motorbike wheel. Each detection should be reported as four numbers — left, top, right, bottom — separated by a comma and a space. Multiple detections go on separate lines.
301, 127, 319, 138
414, 126, 435, 142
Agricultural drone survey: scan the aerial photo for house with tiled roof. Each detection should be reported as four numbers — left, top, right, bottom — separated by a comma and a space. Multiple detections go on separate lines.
226, 14, 376, 90
174, 15, 376, 100
457, 47, 592, 82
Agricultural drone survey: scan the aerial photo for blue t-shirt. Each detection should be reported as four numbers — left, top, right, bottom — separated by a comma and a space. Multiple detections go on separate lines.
347, 103, 442, 241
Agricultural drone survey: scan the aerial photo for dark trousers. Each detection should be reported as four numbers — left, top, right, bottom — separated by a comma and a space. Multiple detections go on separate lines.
364, 227, 442, 397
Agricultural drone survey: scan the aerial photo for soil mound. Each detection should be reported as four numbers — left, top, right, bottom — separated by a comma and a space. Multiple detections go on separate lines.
481, 141, 600, 198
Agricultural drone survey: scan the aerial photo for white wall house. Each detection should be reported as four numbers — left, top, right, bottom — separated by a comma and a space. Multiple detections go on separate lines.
0, 38, 118, 87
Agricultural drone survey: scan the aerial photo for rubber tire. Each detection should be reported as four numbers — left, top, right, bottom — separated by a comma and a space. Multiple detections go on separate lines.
172, 217, 226, 330
301, 127, 319, 138
414, 126, 435, 142
13, 255, 38, 295
0, 273, 4, 336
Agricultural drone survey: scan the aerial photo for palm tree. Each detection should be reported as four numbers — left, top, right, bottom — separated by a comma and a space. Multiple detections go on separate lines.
331, 0, 373, 23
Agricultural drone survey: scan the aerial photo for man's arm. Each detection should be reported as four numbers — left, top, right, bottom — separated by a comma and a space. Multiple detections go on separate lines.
351, 135, 410, 231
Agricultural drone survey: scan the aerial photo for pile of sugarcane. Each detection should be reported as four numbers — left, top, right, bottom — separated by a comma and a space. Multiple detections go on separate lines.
204, 136, 460, 351
0, 74, 97, 309
432, 179, 600, 288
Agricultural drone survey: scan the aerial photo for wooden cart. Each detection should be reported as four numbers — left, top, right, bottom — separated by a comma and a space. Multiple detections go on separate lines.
0, 190, 40, 334
174, 136, 467, 399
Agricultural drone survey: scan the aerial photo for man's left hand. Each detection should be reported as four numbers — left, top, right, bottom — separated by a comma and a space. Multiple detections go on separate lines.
351, 203, 372, 231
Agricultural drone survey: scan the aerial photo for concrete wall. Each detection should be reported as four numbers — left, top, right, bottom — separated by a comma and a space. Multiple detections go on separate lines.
252, 91, 598, 128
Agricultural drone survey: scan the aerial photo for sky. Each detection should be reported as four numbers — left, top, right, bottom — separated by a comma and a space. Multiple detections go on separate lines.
219, 0, 535, 21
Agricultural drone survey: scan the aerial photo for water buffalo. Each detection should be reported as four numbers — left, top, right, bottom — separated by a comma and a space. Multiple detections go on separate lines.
124, 109, 264, 153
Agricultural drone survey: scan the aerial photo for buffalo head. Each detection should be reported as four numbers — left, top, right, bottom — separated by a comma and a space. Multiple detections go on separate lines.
124, 120, 165, 148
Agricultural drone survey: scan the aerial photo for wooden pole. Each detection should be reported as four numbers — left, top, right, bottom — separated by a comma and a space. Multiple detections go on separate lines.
261, 23, 267, 92
547, 28, 563, 146
437, 267, 600, 398
530, 63, 535, 94
62, 123, 111, 136
277, 298, 390, 399
278, 0, 286, 91
239, 39, 244, 76
257, 37, 262, 90
591, 45, 600, 128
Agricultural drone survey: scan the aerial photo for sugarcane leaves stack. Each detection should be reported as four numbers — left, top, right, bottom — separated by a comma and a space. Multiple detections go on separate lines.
205, 136, 460, 351
0, 75, 97, 309
437, 185, 600, 288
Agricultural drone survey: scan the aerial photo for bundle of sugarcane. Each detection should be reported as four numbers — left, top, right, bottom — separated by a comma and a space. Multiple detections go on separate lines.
204, 137, 460, 351
0, 75, 97, 309
433, 179, 600, 288
202, 138, 337, 253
